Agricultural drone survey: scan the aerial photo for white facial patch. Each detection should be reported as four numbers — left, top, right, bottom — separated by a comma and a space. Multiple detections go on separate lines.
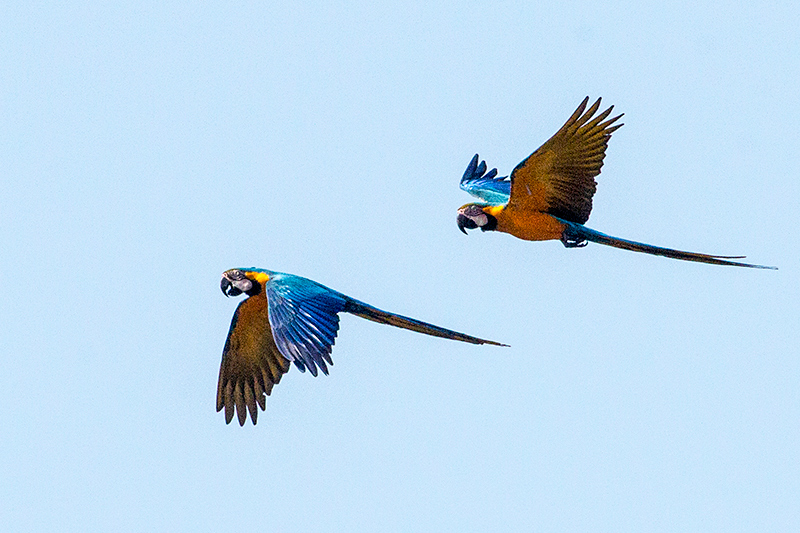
234, 278, 253, 292
472, 213, 489, 227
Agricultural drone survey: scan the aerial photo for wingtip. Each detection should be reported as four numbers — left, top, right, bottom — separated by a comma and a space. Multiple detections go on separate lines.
462, 154, 480, 182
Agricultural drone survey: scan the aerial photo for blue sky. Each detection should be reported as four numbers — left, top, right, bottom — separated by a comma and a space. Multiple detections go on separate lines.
2, 2, 798, 531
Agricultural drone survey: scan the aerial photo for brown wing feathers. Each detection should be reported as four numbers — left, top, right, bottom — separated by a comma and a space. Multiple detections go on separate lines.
217, 293, 291, 425
509, 97, 623, 224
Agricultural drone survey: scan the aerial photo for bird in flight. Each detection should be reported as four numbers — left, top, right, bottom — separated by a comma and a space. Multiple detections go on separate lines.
456, 97, 775, 269
218, 268, 506, 425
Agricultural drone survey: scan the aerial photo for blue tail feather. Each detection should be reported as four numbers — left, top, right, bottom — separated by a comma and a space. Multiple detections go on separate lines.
557, 218, 776, 270
344, 298, 508, 346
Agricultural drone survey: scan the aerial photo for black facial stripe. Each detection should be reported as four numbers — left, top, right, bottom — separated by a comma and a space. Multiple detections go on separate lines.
482, 213, 498, 232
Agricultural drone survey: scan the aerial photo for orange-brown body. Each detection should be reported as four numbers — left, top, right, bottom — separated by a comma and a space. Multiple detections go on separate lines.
485, 205, 566, 242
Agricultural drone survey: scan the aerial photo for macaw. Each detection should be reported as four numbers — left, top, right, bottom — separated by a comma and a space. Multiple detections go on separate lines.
218, 268, 506, 425
456, 97, 775, 269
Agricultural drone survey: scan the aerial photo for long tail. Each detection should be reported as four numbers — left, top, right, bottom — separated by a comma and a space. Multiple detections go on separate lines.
560, 219, 776, 269
344, 299, 508, 347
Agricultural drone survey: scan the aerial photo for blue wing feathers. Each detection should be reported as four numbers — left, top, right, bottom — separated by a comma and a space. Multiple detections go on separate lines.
460, 154, 511, 205
475, 159, 487, 176
285, 321, 328, 376
292, 315, 336, 367
266, 274, 346, 376
295, 311, 334, 345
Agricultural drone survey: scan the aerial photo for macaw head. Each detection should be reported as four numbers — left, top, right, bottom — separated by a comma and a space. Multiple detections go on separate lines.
220, 269, 270, 297
457, 203, 498, 234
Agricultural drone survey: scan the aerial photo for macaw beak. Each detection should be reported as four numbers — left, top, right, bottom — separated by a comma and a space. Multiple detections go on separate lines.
456, 213, 478, 234
220, 277, 239, 297
220, 273, 252, 297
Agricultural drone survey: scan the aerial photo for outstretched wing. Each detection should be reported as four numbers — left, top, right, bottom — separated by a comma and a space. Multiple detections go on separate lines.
266, 274, 347, 378
217, 294, 291, 425
507, 97, 623, 224
460, 154, 511, 205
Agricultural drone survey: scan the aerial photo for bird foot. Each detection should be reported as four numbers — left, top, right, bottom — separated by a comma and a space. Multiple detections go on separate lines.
560, 227, 587, 248
562, 238, 588, 248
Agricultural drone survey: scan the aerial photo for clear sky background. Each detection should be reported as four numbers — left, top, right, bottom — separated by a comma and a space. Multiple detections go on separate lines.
2, 2, 798, 531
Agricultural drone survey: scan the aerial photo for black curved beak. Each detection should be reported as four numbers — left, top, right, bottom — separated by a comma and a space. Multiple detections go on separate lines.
220, 277, 242, 297
456, 213, 478, 234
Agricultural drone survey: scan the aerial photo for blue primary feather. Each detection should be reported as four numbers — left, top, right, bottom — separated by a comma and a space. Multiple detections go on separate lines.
459, 154, 510, 205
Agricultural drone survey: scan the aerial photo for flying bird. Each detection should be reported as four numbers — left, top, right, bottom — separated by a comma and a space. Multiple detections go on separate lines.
218, 268, 506, 425
456, 97, 775, 269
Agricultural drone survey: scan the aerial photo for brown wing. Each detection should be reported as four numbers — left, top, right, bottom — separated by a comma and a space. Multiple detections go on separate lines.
507, 97, 623, 224
217, 292, 291, 425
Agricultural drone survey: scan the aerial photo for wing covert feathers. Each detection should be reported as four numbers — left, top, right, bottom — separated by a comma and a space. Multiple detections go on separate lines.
508, 97, 623, 224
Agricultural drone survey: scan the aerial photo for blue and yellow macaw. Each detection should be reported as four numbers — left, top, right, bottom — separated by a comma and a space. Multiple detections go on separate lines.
218, 268, 506, 425
456, 97, 775, 269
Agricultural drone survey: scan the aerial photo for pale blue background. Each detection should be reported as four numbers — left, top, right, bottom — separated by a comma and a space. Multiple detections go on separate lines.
2, 2, 798, 531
